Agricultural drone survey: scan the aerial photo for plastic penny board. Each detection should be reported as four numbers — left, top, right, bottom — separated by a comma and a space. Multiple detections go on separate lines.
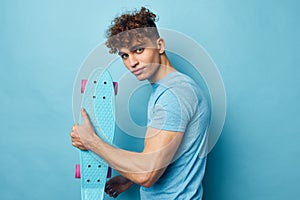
79, 68, 115, 200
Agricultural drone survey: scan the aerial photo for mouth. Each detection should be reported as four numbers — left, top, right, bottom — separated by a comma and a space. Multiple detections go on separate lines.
132, 67, 145, 75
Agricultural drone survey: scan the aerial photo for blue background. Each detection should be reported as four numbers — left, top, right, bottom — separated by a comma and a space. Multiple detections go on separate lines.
1, 0, 299, 200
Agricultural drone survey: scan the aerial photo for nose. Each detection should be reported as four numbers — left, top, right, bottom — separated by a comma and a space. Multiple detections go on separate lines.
129, 54, 138, 68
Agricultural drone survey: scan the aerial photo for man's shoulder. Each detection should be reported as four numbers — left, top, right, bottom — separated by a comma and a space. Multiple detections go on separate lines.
158, 72, 196, 90
154, 72, 201, 98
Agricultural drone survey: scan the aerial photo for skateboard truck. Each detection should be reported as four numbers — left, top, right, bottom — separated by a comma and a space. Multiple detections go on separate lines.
81, 79, 118, 95
75, 164, 112, 179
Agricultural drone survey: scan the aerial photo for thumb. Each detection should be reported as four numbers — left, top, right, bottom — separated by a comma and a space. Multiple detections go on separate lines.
81, 108, 91, 124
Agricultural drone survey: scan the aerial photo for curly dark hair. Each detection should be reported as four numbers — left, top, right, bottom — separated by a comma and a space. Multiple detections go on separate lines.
105, 7, 160, 54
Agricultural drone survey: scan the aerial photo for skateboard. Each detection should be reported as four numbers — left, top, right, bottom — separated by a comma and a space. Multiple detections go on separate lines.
75, 68, 118, 200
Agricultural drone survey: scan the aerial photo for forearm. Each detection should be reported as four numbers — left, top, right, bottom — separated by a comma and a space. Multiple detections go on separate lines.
88, 135, 175, 186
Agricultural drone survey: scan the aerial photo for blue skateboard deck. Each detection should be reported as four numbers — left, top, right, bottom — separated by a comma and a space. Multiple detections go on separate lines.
78, 68, 116, 200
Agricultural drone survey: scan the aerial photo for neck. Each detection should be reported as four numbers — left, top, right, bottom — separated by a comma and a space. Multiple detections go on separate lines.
149, 53, 176, 83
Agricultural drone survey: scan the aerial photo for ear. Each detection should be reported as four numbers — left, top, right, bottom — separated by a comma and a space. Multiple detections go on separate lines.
156, 38, 165, 54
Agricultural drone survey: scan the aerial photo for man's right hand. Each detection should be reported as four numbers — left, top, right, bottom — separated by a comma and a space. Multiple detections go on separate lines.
105, 175, 134, 198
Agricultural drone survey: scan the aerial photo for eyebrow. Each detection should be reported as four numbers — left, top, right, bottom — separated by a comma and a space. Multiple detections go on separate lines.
129, 43, 145, 52
117, 51, 125, 56
118, 43, 146, 56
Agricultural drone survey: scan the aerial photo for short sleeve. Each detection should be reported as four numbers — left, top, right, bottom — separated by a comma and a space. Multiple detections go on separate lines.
148, 89, 190, 132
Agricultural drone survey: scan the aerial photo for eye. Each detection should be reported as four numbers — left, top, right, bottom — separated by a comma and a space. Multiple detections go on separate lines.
135, 48, 144, 54
120, 53, 128, 59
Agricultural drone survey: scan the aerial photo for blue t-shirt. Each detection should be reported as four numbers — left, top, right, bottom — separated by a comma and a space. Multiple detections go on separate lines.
140, 71, 210, 200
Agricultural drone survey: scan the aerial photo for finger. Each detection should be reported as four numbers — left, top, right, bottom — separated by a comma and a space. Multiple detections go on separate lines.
105, 188, 109, 194
70, 131, 76, 138
70, 131, 80, 140
72, 140, 86, 150
105, 184, 110, 193
107, 188, 113, 197
105, 189, 113, 196
71, 135, 81, 144
80, 108, 90, 124
75, 145, 87, 151
113, 191, 119, 198
72, 141, 80, 147
72, 124, 79, 131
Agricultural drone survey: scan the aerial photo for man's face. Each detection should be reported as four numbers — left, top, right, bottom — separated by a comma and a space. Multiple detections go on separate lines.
117, 37, 161, 82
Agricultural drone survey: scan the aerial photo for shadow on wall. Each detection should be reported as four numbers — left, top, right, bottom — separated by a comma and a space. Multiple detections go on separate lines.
203, 118, 231, 200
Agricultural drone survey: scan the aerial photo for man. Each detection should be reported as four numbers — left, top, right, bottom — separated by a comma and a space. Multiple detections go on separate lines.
71, 7, 210, 199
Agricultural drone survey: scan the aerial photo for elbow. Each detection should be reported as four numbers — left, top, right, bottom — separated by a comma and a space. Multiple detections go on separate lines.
136, 174, 156, 188
136, 168, 166, 188
141, 180, 154, 188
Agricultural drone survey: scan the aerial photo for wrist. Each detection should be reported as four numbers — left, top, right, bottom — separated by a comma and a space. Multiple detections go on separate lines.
123, 176, 132, 183
119, 175, 134, 185
86, 133, 101, 150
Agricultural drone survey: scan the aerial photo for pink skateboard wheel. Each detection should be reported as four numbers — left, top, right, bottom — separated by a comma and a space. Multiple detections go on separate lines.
113, 82, 118, 95
81, 80, 87, 94
75, 164, 81, 179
